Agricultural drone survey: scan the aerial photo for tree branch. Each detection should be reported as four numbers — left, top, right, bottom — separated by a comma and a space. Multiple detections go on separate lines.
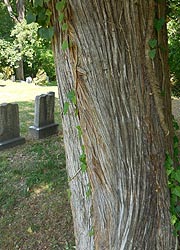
3, 0, 18, 23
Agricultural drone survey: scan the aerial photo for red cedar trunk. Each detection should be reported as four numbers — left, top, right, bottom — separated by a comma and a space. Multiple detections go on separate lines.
50, 0, 177, 249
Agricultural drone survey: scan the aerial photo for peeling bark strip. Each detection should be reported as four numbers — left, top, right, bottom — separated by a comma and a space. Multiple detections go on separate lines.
50, 0, 177, 249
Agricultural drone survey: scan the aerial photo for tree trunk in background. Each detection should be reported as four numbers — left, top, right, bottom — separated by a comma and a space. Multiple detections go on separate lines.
3, 0, 25, 80
15, 0, 25, 80
15, 59, 24, 81
50, 0, 177, 249
16, 0, 25, 22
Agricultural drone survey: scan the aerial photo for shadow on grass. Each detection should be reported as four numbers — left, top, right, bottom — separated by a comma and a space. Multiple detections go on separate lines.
0, 99, 75, 249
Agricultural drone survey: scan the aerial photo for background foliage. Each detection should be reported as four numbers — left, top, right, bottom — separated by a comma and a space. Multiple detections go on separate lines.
168, 0, 180, 97
0, 1, 56, 82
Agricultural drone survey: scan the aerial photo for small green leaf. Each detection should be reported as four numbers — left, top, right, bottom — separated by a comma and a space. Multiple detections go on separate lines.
173, 119, 179, 131
56, 0, 66, 11
62, 40, 69, 51
63, 101, 70, 115
164, 153, 173, 169
171, 186, 180, 198
86, 183, 91, 198
26, 12, 36, 24
174, 221, 180, 234
76, 125, 82, 138
173, 170, 180, 183
58, 13, 64, 23
88, 227, 95, 237
149, 49, 156, 59
154, 18, 165, 31
148, 39, 157, 48
75, 107, 79, 116
33, 0, 43, 7
67, 189, 71, 200
45, 9, 52, 18
171, 214, 177, 225
67, 90, 76, 104
62, 23, 68, 31
81, 163, 87, 173
79, 154, 86, 164
38, 27, 54, 41
175, 205, 180, 213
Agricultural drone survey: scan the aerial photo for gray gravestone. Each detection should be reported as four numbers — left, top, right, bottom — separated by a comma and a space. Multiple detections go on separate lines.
0, 103, 25, 150
29, 92, 58, 139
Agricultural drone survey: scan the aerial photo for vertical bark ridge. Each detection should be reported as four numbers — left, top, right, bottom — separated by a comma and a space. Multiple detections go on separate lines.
50, 1, 94, 249
68, 1, 176, 249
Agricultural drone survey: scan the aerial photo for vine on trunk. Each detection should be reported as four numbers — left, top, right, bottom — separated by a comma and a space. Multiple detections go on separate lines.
165, 118, 180, 236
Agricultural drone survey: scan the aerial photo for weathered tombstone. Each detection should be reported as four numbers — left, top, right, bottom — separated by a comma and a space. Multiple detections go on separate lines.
26, 76, 32, 83
11, 75, 16, 82
29, 92, 59, 139
0, 103, 25, 150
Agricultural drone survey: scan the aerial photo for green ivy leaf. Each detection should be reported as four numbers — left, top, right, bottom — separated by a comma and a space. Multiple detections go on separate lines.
86, 183, 91, 198
148, 39, 157, 48
62, 23, 68, 31
175, 205, 180, 213
26, 12, 36, 24
88, 227, 95, 237
45, 9, 52, 18
67, 90, 76, 104
173, 170, 180, 183
164, 153, 173, 169
63, 101, 70, 115
56, 0, 66, 11
171, 186, 180, 198
67, 189, 71, 200
59, 13, 65, 23
174, 221, 180, 233
149, 49, 156, 59
61, 40, 69, 51
173, 119, 179, 131
33, 0, 43, 7
81, 163, 87, 173
171, 214, 177, 225
79, 153, 86, 164
154, 18, 165, 31
38, 27, 54, 40
76, 125, 82, 138
37, 8, 47, 26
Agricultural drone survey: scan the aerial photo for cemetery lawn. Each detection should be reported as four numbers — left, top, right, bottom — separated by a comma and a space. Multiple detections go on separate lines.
0, 81, 75, 250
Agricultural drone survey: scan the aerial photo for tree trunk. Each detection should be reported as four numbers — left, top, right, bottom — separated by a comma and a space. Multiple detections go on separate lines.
15, 58, 24, 81
15, 0, 25, 80
16, 0, 25, 22
4, 0, 25, 80
50, 0, 177, 249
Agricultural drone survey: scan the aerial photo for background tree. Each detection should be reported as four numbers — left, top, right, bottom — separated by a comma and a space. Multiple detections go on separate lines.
38, 0, 178, 249
0, 0, 55, 82
3, 0, 25, 80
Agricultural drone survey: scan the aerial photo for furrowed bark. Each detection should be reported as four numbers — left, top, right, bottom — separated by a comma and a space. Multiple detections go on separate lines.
50, 1, 94, 249
50, 0, 177, 249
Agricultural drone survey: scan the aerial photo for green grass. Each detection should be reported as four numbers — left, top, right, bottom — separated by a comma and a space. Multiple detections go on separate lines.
0, 100, 75, 250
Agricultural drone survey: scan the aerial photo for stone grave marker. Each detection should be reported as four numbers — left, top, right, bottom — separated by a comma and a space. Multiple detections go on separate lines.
29, 92, 59, 139
0, 103, 25, 150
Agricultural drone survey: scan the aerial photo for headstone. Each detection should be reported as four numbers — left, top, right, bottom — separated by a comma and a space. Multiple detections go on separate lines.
26, 76, 32, 83
0, 103, 25, 150
29, 92, 59, 139
11, 75, 16, 82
